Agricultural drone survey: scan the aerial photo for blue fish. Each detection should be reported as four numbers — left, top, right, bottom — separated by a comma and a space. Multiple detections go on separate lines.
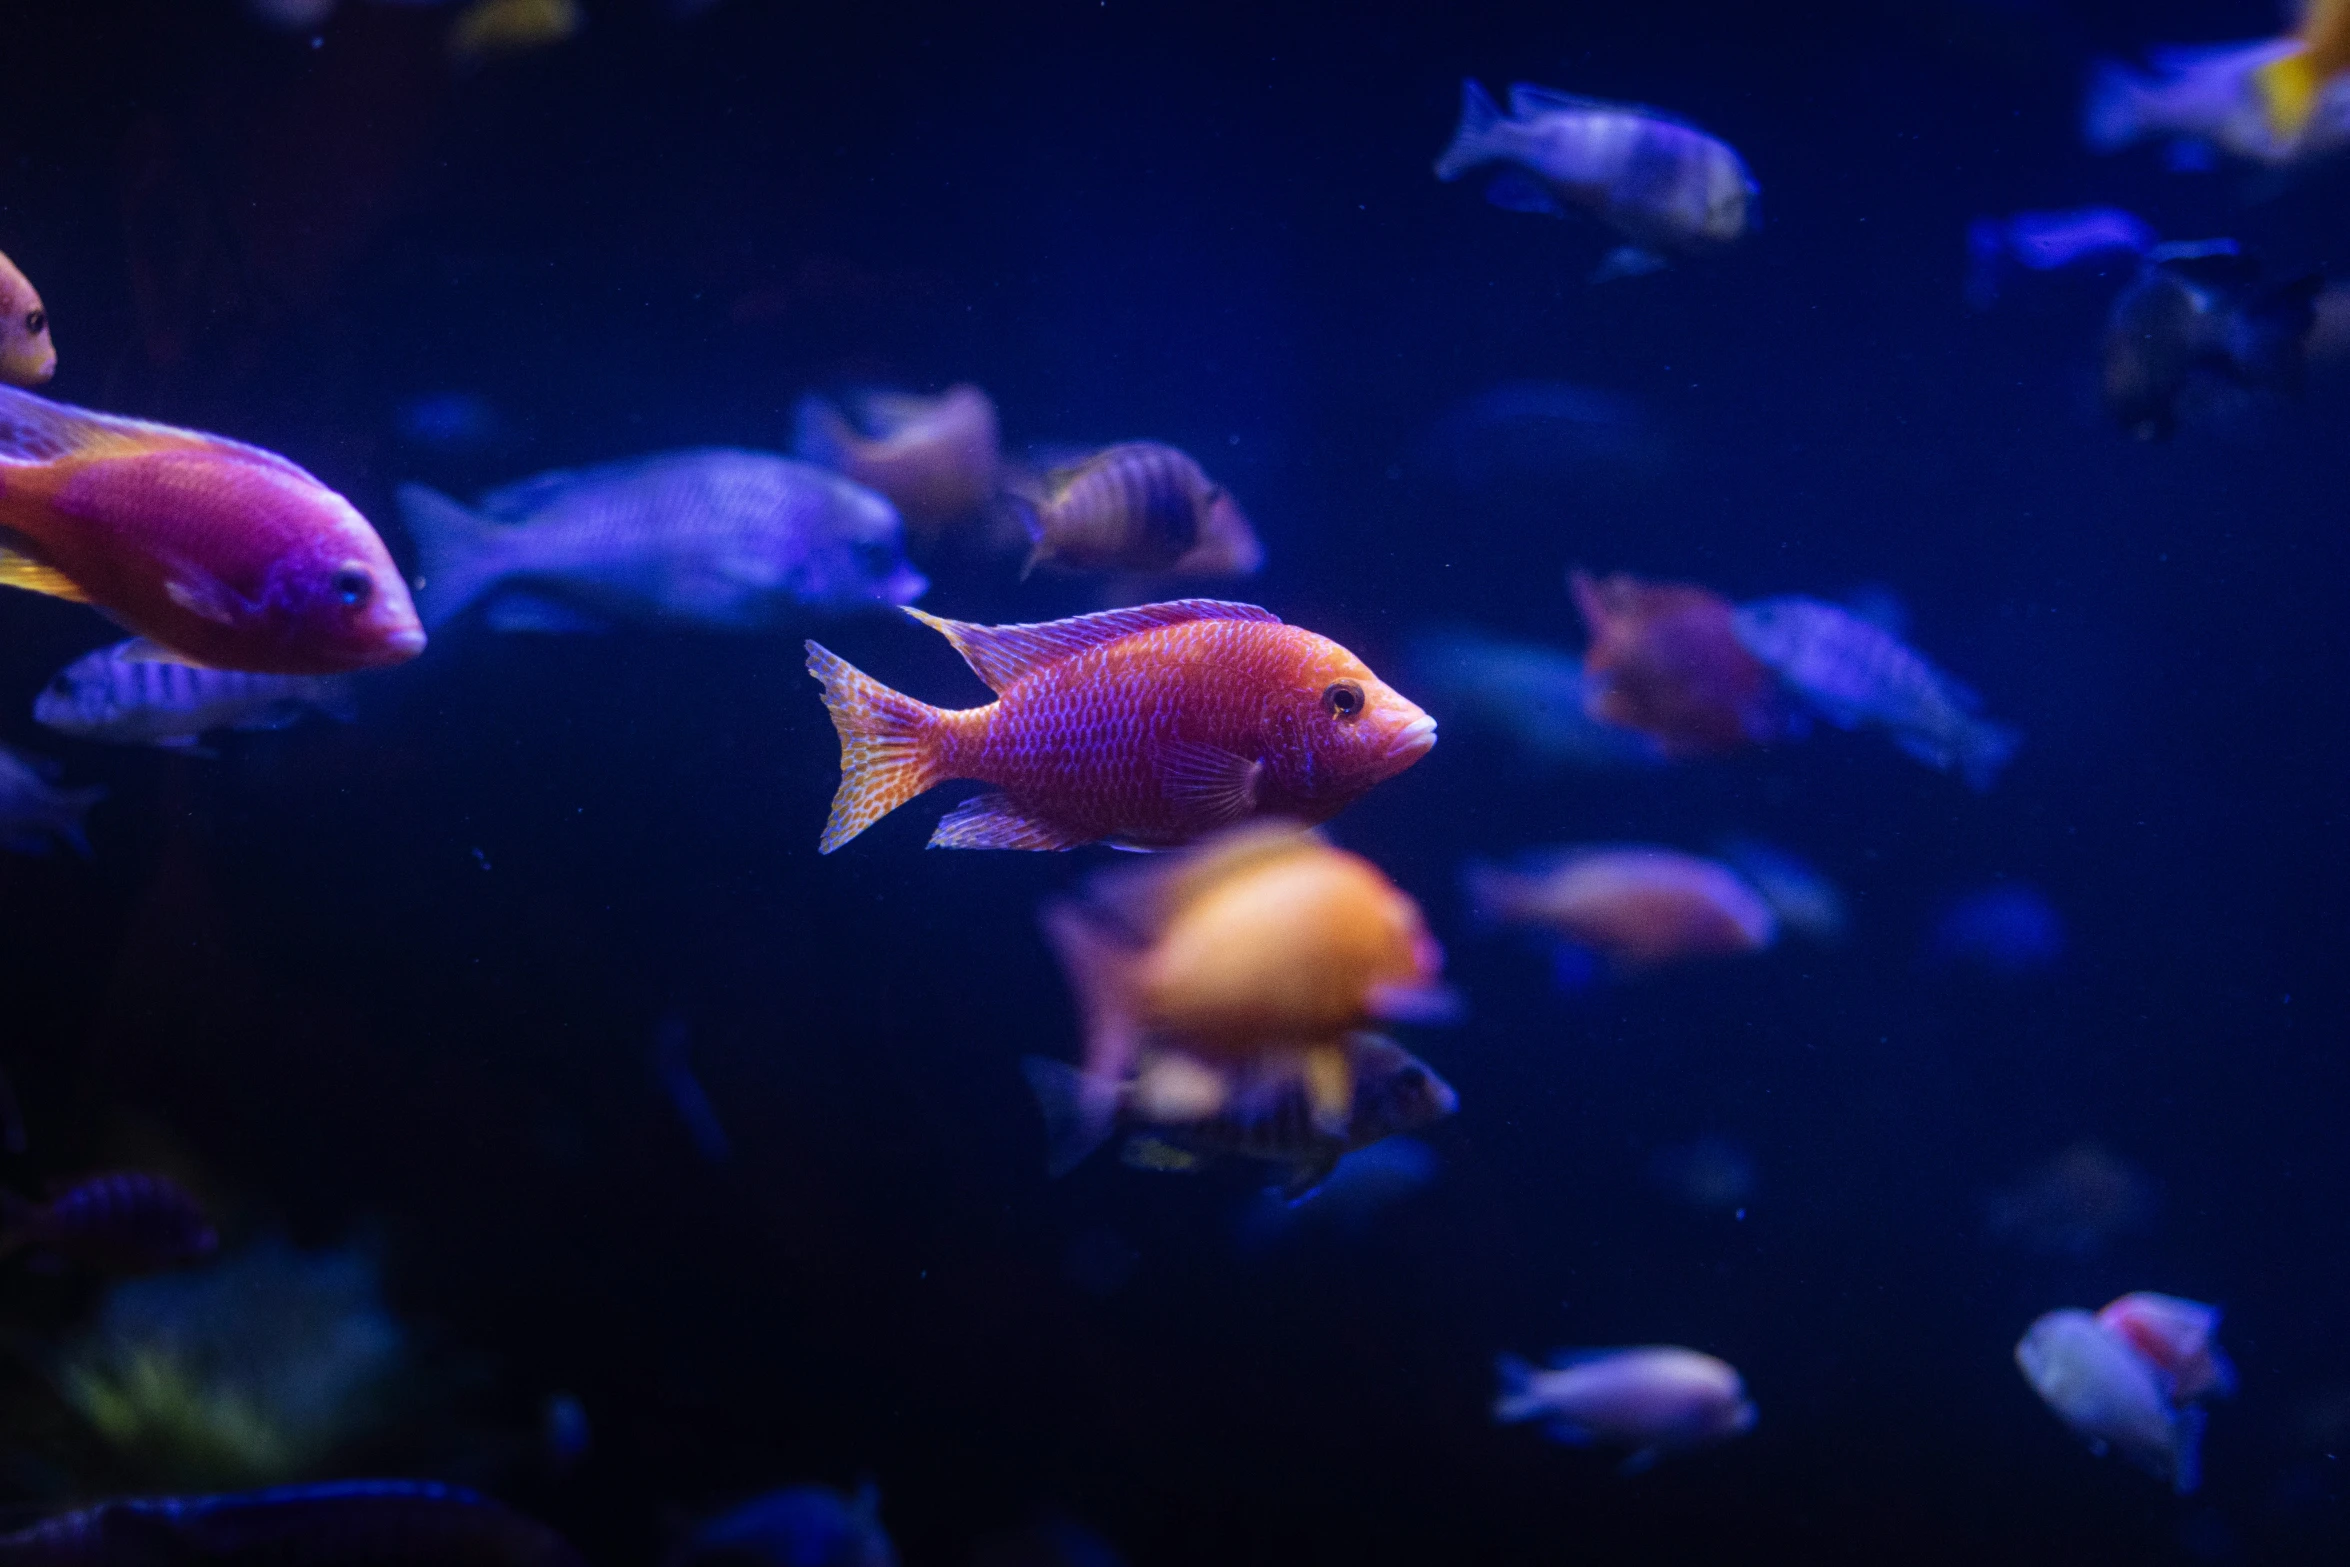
670, 1483, 896, 1567
1965, 207, 2155, 308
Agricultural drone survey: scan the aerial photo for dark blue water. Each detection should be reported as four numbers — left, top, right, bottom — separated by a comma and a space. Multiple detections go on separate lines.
2, 1, 2347, 1562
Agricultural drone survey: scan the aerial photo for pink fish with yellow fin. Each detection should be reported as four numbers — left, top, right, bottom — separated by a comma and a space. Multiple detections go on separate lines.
805, 600, 1434, 852
0, 386, 422, 674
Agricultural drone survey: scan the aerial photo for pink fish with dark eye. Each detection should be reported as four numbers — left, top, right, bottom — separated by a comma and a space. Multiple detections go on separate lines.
2098, 1292, 2238, 1405
0, 386, 424, 674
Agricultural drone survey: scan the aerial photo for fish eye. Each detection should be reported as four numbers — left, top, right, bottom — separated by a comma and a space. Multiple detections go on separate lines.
23, 310, 43, 336
1322, 681, 1365, 719
333, 568, 374, 608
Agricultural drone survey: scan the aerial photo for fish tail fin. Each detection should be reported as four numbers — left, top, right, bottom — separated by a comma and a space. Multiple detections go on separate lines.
803, 641, 946, 853
1019, 1056, 1119, 1176
791, 393, 860, 470
2253, 49, 2320, 143
50, 785, 104, 859
2171, 1400, 2206, 1495
1040, 900, 1144, 1082
2082, 60, 2152, 151
2233, 272, 2324, 392
1434, 78, 1507, 181
1493, 1353, 1544, 1423
396, 484, 507, 630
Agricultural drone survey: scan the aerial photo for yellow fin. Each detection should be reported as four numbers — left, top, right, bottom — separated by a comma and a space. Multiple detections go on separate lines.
1302, 1044, 1354, 1134
2257, 50, 2320, 140
0, 546, 89, 602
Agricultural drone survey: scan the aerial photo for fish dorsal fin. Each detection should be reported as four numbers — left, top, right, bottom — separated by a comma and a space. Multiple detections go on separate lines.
0, 385, 316, 482
0, 542, 90, 602
1508, 82, 1697, 132
903, 599, 1280, 694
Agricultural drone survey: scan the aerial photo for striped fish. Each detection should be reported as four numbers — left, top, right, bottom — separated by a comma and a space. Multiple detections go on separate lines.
1023, 1032, 1458, 1198
1010, 441, 1262, 577
35, 639, 353, 750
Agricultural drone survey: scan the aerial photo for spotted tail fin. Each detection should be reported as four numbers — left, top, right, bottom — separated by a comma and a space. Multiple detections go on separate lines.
804, 641, 948, 853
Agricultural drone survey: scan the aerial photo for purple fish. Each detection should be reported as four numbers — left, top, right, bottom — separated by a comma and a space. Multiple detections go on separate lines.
0, 1172, 218, 1274
1731, 597, 2017, 789
1967, 208, 2155, 308
0, 1479, 585, 1566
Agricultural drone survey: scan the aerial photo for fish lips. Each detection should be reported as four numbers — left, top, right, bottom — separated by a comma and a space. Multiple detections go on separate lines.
1385, 713, 1439, 762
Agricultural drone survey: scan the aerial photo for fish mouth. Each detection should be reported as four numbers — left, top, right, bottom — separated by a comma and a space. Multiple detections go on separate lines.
1385, 714, 1438, 761
379, 625, 429, 662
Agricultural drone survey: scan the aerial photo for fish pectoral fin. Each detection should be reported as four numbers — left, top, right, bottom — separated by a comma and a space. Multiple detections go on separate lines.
163, 573, 243, 626
927, 791, 1088, 851
1482, 172, 1564, 215
1301, 1045, 1353, 1134
0, 543, 89, 602
1158, 740, 1262, 826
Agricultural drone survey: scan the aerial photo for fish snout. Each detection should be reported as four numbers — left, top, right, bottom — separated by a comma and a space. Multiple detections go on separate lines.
1385, 712, 1439, 763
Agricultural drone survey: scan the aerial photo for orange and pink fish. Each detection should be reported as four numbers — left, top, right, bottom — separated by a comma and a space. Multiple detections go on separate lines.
0, 386, 422, 674
1571, 569, 1785, 757
1466, 844, 1777, 976
805, 599, 1435, 852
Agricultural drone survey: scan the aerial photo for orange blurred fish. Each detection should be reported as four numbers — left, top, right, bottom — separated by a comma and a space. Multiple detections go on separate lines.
793, 385, 1000, 545
1009, 441, 1263, 577
805, 599, 1433, 852
1034, 823, 1456, 1148
1467, 844, 1777, 973
1572, 569, 1784, 757
2255, 0, 2350, 144
0, 387, 424, 673
0, 251, 55, 388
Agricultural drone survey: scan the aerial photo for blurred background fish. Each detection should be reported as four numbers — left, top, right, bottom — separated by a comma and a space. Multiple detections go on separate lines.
0, 1480, 585, 1566
2087, 4, 2350, 168
1731, 596, 2017, 788
1927, 883, 2064, 976
2099, 242, 2322, 440
36, 641, 354, 751
0, 742, 102, 856
1235, 1135, 1440, 1247
668, 1482, 896, 1567
1965, 208, 2155, 310
1572, 571, 1787, 757
793, 385, 1000, 550
449, 0, 581, 68
1493, 1347, 1756, 1472
1004, 441, 1261, 578
1645, 1136, 1758, 1216
1714, 838, 1846, 945
0, 1171, 218, 1275
1466, 845, 1777, 981
2097, 1291, 2236, 1405
400, 451, 925, 632
1434, 80, 1758, 280
1987, 1141, 2154, 1256
2015, 1307, 2205, 1492
1401, 626, 1663, 770
0, 249, 56, 387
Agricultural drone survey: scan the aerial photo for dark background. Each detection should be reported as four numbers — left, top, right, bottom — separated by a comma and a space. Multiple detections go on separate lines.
0, 0, 2345, 1561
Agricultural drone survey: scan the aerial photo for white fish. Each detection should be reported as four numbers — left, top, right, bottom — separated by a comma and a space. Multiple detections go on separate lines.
1494, 1346, 1756, 1471
2086, 40, 2350, 168
2015, 1308, 2203, 1492
398, 450, 924, 633
36, 640, 353, 750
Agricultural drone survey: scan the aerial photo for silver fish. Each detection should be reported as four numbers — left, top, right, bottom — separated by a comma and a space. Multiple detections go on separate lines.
399, 449, 925, 633
0, 743, 101, 857
36, 640, 353, 750
1435, 80, 1758, 280
1022, 1032, 1457, 1199
1731, 597, 2017, 790
2016, 1308, 2204, 1493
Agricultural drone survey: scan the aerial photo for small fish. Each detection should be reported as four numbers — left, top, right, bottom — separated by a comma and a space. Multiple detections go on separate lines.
1467, 846, 1777, 974
0, 251, 56, 388
450, 0, 581, 66
1435, 80, 1758, 281
805, 601, 1434, 852
1032, 822, 1455, 1140
2255, 0, 2350, 144
1006, 442, 1262, 578
36, 640, 354, 750
0, 387, 424, 674
2088, 25, 2350, 166
1026, 1033, 1457, 1199
2097, 1292, 2237, 1405
794, 386, 1001, 545
1928, 884, 2064, 975
2098, 243, 2322, 440
1731, 596, 2018, 788
1571, 571, 1785, 757
0, 1479, 587, 1565
1402, 626, 1663, 769
399, 451, 924, 633
669, 1482, 896, 1567
1493, 1347, 1757, 1472
1987, 1142, 2156, 1257
1965, 208, 2155, 309
2016, 1308, 2204, 1493
0, 744, 102, 857
0, 1172, 217, 1274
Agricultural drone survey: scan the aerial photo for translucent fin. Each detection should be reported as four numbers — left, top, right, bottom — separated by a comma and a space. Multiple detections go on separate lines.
928, 791, 1087, 851
804, 640, 946, 853
1492, 1352, 1544, 1423
1039, 900, 1144, 1081
1433, 78, 1507, 182
165, 573, 243, 626
903, 600, 1279, 695
1157, 739, 1261, 826
0, 383, 309, 477
791, 393, 860, 470
397, 483, 511, 630
0, 546, 88, 602
1020, 1056, 1119, 1175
